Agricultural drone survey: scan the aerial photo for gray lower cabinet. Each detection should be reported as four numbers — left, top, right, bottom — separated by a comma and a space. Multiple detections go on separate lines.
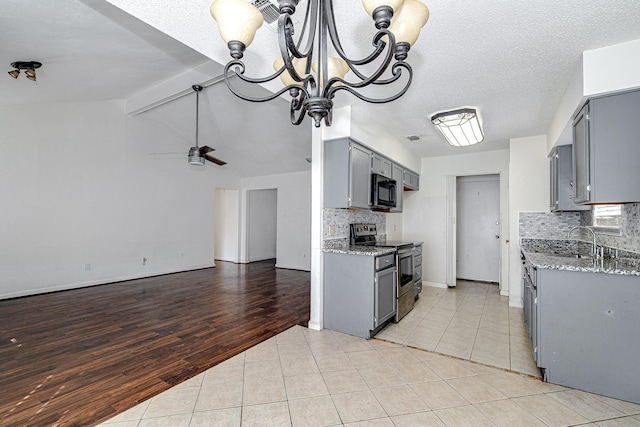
572, 88, 640, 204
413, 243, 423, 297
531, 265, 640, 403
549, 145, 589, 211
324, 138, 371, 209
324, 252, 396, 339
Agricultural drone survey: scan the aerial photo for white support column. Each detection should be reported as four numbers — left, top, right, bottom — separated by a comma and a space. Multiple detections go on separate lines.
308, 124, 324, 331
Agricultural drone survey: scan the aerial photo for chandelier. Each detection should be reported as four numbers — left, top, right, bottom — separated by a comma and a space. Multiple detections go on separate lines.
210, 0, 429, 127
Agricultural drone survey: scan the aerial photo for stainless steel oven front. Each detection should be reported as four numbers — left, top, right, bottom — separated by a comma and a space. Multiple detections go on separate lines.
396, 246, 414, 321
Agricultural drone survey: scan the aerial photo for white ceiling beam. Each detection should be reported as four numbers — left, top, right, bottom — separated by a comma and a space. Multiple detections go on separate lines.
125, 60, 227, 116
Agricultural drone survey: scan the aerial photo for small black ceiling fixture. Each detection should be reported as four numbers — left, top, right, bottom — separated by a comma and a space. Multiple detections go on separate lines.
8, 61, 42, 81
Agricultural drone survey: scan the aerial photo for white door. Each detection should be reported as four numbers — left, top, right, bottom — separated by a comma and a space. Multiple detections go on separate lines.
456, 175, 500, 282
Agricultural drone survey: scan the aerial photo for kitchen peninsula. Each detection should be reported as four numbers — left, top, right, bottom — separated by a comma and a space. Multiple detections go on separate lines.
521, 238, 640, 404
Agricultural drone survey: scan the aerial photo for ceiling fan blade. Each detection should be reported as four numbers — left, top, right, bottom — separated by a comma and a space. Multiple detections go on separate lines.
199, 145, 215, 155
204, 153, 227, 166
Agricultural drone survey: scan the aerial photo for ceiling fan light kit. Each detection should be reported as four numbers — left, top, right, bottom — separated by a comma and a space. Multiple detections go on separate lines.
8, 61, 42, 81
209, 0, 429, 127
430, 108, 485, 147
188, 84, 227, 167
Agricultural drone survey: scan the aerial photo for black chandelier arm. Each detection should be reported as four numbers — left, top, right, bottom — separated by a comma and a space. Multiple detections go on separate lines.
225, 61, 283, 86
326, 21, 397, 87
325, 62, 413, 104
223, 61, 310, 103
278, 2, 317, 59
333, 38, 396, 91
368, 60, 410, 86
323, 0, 393, 68
290, 94, 309, 126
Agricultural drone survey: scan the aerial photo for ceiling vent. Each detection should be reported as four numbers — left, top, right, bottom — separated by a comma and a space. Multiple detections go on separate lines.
249, 0, 280, 24
248, 0, 307, 30
405, 135, 423, 143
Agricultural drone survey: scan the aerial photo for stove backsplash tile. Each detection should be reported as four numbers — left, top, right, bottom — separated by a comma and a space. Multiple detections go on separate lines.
323, 208, 385, 241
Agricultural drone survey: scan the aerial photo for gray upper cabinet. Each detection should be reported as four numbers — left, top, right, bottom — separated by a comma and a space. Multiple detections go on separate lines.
572, 89, 640, 204
403, 169, 420, 191
391, 163, 404, 212
549, 145, 589, 211
323, 137, 419, 211
324, 138, 371, 209
371, 153, 392, 178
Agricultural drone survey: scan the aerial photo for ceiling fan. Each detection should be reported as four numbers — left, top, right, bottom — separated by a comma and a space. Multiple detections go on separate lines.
188, 84, 226, 166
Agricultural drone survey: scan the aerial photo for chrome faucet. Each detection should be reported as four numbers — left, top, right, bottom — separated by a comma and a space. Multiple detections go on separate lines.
567, 226, 598, 258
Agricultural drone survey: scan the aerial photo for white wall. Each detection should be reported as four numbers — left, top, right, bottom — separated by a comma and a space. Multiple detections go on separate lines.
240, 171, 311, 271
0, 100, 241, 299
548, 38, 640, 150
214, 188, 240, 262
402, 150, 510, 291
508, 135, 549, 307
323, 106, 421, 173
385, 213, 403, 241
247, 189, 278, 261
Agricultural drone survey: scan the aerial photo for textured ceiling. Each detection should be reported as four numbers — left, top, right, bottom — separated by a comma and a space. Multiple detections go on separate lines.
105, 0, 640, 158
4, 0, 640, 163
0, 0, 207, 106
1, 0, 310, 178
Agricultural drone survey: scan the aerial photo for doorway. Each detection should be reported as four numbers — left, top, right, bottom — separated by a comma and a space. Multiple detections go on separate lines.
456, 175, 500, 283
246, 189, 277, 262
214, 188, 240, 262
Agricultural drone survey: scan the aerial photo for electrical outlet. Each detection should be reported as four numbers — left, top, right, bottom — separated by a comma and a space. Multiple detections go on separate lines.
84, 263, 91, 271
143, 257, 147, 266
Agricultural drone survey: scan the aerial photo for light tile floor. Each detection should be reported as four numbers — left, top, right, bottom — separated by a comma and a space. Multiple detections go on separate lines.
100, 282, 640, 426
377, 280, 540, 377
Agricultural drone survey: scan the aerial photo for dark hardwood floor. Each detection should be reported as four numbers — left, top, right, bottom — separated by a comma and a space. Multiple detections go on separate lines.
0, 260, 310, 426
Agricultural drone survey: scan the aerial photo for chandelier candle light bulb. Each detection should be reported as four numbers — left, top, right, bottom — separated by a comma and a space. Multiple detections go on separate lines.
273, 56, 308, 87
311, 57, 350, 88
388, 0, 430, 59
210, 0, 264, 59
209, 0, 429, 127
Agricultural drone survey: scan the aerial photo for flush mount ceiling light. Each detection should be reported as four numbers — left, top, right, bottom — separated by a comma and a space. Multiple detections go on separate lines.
430, 108, 484, 147
8, 61, 42, 81
209, 0, 430, 127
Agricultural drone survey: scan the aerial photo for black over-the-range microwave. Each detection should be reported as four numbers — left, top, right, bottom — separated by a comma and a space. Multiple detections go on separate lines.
371, 173, 397, 209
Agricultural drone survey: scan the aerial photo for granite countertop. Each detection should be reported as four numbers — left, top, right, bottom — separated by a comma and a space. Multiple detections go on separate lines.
522, 250, 640, 276
323, 244, 396, 257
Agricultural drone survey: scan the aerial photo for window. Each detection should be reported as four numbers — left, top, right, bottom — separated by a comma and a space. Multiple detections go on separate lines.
592, 204, 622, 235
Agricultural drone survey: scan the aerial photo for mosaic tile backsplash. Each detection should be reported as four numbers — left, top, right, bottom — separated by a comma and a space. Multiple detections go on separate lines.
520, 202, 640, 255
581, 203, 640, 253
323, 208, 385, 241
518, 212, 582, 240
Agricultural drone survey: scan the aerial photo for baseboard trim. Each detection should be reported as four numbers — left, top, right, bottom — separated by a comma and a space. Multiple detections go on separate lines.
307, 320, 323, 331
0, 264, 216, 301
424, 280, 447, 289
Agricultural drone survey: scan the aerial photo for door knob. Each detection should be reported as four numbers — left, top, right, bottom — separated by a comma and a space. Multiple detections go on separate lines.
495, 235, 500, 239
